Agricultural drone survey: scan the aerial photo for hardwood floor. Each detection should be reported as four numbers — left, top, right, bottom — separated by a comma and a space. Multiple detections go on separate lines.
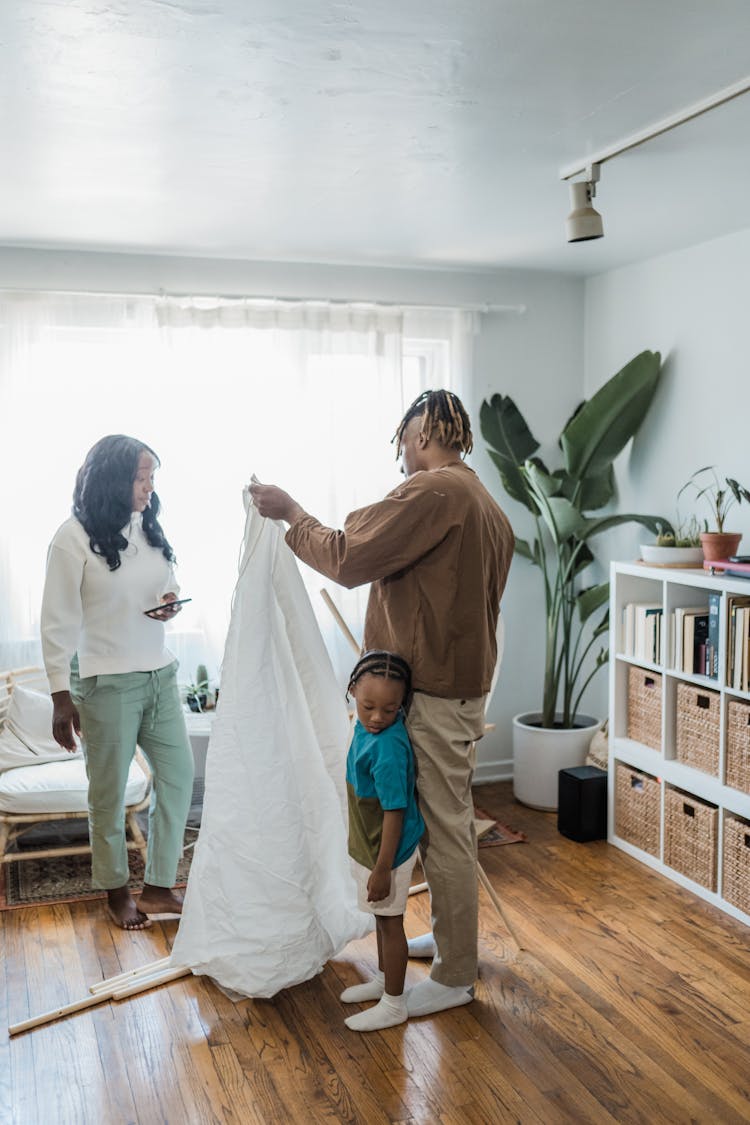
2, 781, 750, 1125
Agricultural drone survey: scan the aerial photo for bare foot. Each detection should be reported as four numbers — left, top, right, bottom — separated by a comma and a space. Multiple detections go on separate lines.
107, 885, 152, 930
137, 884, 184, 916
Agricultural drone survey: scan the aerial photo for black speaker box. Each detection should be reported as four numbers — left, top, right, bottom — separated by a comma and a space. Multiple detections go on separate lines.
557, 765, 607, 842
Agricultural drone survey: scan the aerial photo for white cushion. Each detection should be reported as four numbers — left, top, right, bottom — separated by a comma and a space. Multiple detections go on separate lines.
0, 684, 83, 771
0, 755, 149, 814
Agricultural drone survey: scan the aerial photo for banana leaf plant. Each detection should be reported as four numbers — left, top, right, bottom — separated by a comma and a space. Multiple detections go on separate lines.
480, 349, 671, 729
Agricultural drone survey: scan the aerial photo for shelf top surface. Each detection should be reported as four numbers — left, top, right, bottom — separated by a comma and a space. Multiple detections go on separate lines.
612, 561, 750, 590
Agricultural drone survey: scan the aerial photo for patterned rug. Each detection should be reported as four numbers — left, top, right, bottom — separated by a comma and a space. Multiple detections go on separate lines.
1, 830, 197, 911
1, 808, 524, 910
474, 807, 527, 848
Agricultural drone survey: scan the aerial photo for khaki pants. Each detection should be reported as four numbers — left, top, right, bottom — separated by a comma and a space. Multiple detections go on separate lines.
72, 661, 194, 891
405, 691, 486, 987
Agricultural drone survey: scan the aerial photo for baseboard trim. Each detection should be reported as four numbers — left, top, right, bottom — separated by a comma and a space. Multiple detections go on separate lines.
473, 760, 513, 785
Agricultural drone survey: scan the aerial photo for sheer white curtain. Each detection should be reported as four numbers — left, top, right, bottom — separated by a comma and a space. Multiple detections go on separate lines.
0, 291, 474, 687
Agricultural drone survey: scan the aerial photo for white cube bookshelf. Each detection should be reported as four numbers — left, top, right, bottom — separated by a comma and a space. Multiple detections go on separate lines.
609, 561, 750, 925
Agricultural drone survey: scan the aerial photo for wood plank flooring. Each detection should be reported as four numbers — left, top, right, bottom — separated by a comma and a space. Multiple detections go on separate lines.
2, 781, 750, 1125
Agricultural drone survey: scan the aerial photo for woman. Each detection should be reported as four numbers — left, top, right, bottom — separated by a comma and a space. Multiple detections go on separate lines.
41, 434, 194, 930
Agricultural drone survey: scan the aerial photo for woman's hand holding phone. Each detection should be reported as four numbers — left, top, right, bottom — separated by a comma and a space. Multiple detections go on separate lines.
143, 596, 192, 620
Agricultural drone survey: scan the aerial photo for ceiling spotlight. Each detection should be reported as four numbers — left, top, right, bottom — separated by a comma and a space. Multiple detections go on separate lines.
565, 164, 603, 243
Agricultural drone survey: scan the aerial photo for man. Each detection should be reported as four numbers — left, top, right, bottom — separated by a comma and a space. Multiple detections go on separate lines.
250, 389, 514, 1016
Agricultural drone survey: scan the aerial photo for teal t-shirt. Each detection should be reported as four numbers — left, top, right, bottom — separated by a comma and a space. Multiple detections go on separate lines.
345, 713, 425, 870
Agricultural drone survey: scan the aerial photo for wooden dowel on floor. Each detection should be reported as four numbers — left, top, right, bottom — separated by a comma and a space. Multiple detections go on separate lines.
89, 957, 172, 994
10, 964, 193, 1035
477, 862, 523, 954
112, 964, 191, 1000
9, 988, 119, 1035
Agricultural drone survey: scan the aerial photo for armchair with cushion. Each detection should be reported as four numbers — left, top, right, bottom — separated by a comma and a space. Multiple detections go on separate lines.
0, 667, 150, 867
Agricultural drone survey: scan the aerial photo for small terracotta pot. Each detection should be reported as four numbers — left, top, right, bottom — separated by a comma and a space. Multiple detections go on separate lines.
700, 531, 742, 562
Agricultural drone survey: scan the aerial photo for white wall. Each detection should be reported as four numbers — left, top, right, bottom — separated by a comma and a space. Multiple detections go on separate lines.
0, 247, 584, 780
584, 227, 750, 719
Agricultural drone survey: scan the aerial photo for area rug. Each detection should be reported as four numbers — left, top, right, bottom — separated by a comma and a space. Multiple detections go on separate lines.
2, 810, 525, 910
474, 806, 527, 848
1, 829, 197, 911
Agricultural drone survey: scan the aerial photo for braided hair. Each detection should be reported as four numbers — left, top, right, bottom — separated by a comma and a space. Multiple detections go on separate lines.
347, 650, 412, 701
73, 434, 176, 571
393, 389, 473, 459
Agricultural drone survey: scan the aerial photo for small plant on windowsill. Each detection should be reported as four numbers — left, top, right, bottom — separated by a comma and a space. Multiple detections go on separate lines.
185, 663, 215, 712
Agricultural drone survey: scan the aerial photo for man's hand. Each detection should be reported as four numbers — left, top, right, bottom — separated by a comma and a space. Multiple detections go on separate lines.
51, 691, 81, 752
249, 483, 306, 524
367, 864, 392, 903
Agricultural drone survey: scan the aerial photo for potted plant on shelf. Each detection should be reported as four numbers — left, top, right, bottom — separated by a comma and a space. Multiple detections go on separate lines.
678, 466, 750, 562
480, 349, 670, 810
640, 514, 703, 566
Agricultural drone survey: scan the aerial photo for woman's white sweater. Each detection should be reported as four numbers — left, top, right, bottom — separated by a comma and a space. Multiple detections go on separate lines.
41, 513, 179, 693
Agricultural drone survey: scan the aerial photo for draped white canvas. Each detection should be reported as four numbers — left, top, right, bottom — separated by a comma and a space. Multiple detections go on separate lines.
171, 493, 372, 998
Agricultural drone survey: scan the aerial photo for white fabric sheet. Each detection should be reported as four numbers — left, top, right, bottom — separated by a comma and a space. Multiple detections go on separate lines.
171, 494, 372, 997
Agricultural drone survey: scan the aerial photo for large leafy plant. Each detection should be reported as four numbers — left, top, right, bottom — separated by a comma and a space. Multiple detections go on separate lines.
480, 350, 670, 729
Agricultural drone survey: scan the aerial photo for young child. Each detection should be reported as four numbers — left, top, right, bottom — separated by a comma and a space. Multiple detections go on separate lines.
341, 650, 425, 1032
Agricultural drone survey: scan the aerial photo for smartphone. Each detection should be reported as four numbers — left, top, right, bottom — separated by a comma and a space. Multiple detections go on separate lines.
728, 556, 750, 564
143, 597, 192, 616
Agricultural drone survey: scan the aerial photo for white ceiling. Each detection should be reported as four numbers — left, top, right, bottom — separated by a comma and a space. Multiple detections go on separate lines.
3, 1, 750, 277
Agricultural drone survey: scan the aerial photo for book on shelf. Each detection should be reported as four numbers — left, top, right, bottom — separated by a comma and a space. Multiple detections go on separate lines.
623, 602, 662, 662
735, 605, 750, 692
727, 595, 750, 688
706, 590, 721, 679
733, 606, 745, 690
675, 606, 709, 675
704, 557, 750, 577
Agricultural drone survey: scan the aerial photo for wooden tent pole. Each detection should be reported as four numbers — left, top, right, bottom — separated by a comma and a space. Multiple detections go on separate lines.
9, 964, 192, 1036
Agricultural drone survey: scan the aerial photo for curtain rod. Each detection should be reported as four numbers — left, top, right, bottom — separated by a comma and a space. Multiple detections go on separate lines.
0, 287, 526, 316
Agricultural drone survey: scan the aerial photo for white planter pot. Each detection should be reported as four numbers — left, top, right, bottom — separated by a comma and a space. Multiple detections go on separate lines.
512, 712, 601, 811
639, 544, 703, 565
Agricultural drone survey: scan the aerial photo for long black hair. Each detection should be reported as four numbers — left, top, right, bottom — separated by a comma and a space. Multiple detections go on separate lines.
73, 434, 175, 571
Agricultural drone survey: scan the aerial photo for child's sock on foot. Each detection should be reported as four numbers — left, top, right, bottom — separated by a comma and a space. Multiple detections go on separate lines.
340, 969, 385, 1003
344, 992, 408, 1032
406, 978, 474, 1017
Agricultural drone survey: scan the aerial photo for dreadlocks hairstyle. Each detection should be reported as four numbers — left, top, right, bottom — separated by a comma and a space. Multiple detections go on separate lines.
73, 434, 176, 572
347, 650, 412, 701
393, 389, 473, 460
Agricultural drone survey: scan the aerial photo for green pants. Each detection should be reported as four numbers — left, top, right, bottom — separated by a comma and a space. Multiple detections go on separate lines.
71, 661, 194, 891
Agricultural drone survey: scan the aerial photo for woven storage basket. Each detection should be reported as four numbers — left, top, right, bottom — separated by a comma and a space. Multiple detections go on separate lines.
726, 699, 750, 794
675, 681, 720, 776
615, 762, 660, 856
722, 813, 750, 916
626, 666, 662, 750
664, 786, 718, 890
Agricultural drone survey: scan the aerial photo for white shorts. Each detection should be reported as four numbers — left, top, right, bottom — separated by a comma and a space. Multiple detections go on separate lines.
351, 850, 419, 917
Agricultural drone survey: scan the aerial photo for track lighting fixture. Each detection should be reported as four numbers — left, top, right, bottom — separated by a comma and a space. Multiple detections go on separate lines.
561, 74, 750, 246
565, 164, 603, 243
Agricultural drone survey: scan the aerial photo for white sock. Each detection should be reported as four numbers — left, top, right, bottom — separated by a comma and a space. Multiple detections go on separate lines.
407, 932, 436, 959
406, 978, 474, 1017
345, 992, 408, 1032
340, 969, 385, 1003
